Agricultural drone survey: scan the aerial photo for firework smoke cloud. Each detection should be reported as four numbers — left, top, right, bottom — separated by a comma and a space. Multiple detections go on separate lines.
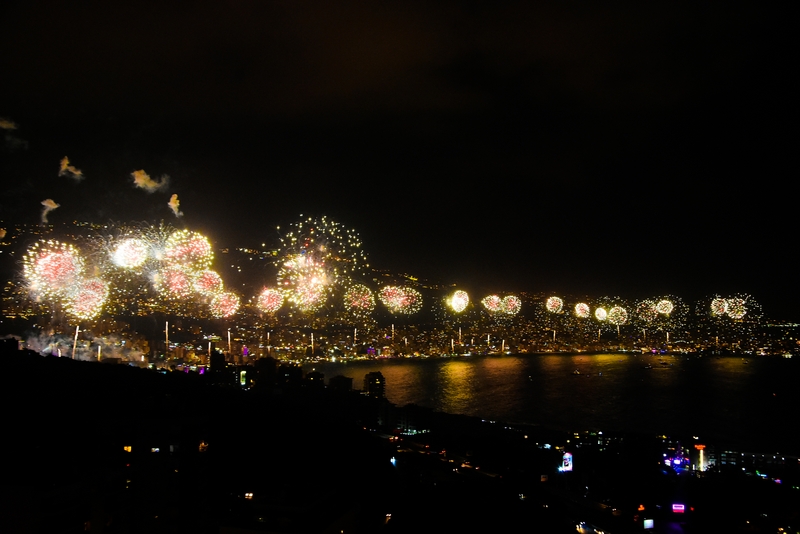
168, 194, 183, 217
0, 117, 17, 130
131, 169, 168, 192
1, 116, 28, 151
58, 156, 84, 181
41, 199, 60, 223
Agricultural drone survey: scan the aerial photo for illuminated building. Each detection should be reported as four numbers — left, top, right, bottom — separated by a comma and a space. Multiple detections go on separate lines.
363, 371, 385, 399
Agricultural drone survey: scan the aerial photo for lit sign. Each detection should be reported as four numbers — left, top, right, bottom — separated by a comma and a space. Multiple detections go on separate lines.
240, 370, 247, 386
672, 504, 685, 513
560, 452, 573, 472
694, 444, 705, 450
643, 519, 654, 529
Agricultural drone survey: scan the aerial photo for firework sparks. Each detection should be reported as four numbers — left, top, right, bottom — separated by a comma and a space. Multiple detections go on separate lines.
256, 287, 284, 313
344, 284, 376, 316
501, 295, 522, 315
481, 294, 520, 315
153, 265, 195, 299
711, 298, 728, 316
449, 290, 469, 313
636, 299, 658, 322
194, 270, 224, 296
607, 306, 628, 326
278, 253, 330, 312
65, 278, 109, 320
574, 302, 591, 318
726, 297, 747, 320
379, 286, 422, 315
163, 230, 213, 270
482, 295, 502, 313
111, 237, 149, 269
546, 296, 563, 314
655, 299, 674, 315
23, 240, 85, 298
210, 292, 240, 318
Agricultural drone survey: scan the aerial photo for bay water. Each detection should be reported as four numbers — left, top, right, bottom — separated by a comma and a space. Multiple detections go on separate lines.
304, 353, 800, 454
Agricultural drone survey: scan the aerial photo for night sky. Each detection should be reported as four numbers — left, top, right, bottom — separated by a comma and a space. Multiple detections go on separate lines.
1, 3, 794, 319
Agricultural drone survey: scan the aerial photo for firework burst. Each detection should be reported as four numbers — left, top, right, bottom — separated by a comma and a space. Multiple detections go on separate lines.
65, 278, 109, 320
278, 217, 366, 270
153, 265, 195, 299
344, 284, 376, 315
636, 299, 659, 323
23, 240, 85, 298
379, 286, 422, 315
655, 299, 674, 315
111, 237, 149, 269
449, 290, 469, 313
574, 302, 591, 318
481, 294, 521, 315
256, 287, 284, 313
502, 295, 522, 315
607, 306, 628, 326
278, 253, 331, 312
711, 297, 728, 316
210, 292, 240, 318
163, 229, 213, 270
481, 295, 502, 313
194, 270, 224, 296
546, 296, 563, 314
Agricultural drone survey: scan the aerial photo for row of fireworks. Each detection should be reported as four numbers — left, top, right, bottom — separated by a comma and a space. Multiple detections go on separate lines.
18, 218, 755, 324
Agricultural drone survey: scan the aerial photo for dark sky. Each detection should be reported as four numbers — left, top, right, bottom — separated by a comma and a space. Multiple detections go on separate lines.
1, 2, 794, 319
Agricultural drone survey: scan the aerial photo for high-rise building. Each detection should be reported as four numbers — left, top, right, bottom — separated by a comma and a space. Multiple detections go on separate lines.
363, 371, 385, 399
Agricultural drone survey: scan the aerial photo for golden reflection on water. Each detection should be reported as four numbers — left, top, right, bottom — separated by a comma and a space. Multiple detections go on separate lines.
438, 361, 476, 415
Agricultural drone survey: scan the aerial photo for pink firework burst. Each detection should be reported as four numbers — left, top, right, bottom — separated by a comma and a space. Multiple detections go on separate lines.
24, 240, 84, 297
345, 284, 375, 312
155, 266, 194, 298
501, 296, 522, 315
210, 292, 240, 318
574, 303, 591, 318
66, 278, 109, 320
546, 296, 563, 314
379, 286, 422, 315
482, 295, 502, 313
194, 270, 223, 295
163, 230, 213, 268
256, 288, 284, 313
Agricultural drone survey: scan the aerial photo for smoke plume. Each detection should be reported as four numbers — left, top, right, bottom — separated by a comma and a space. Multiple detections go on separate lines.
59, 156, 84, 182
41, 199, 60, 223
132, 169, 168, 192
168, 194, 183, 217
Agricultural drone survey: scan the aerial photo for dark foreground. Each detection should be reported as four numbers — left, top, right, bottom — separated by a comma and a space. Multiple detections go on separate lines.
1, 349, 798, 533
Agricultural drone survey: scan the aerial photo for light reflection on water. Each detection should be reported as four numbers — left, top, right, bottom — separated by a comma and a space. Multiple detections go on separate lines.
305, 353, 800, 453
